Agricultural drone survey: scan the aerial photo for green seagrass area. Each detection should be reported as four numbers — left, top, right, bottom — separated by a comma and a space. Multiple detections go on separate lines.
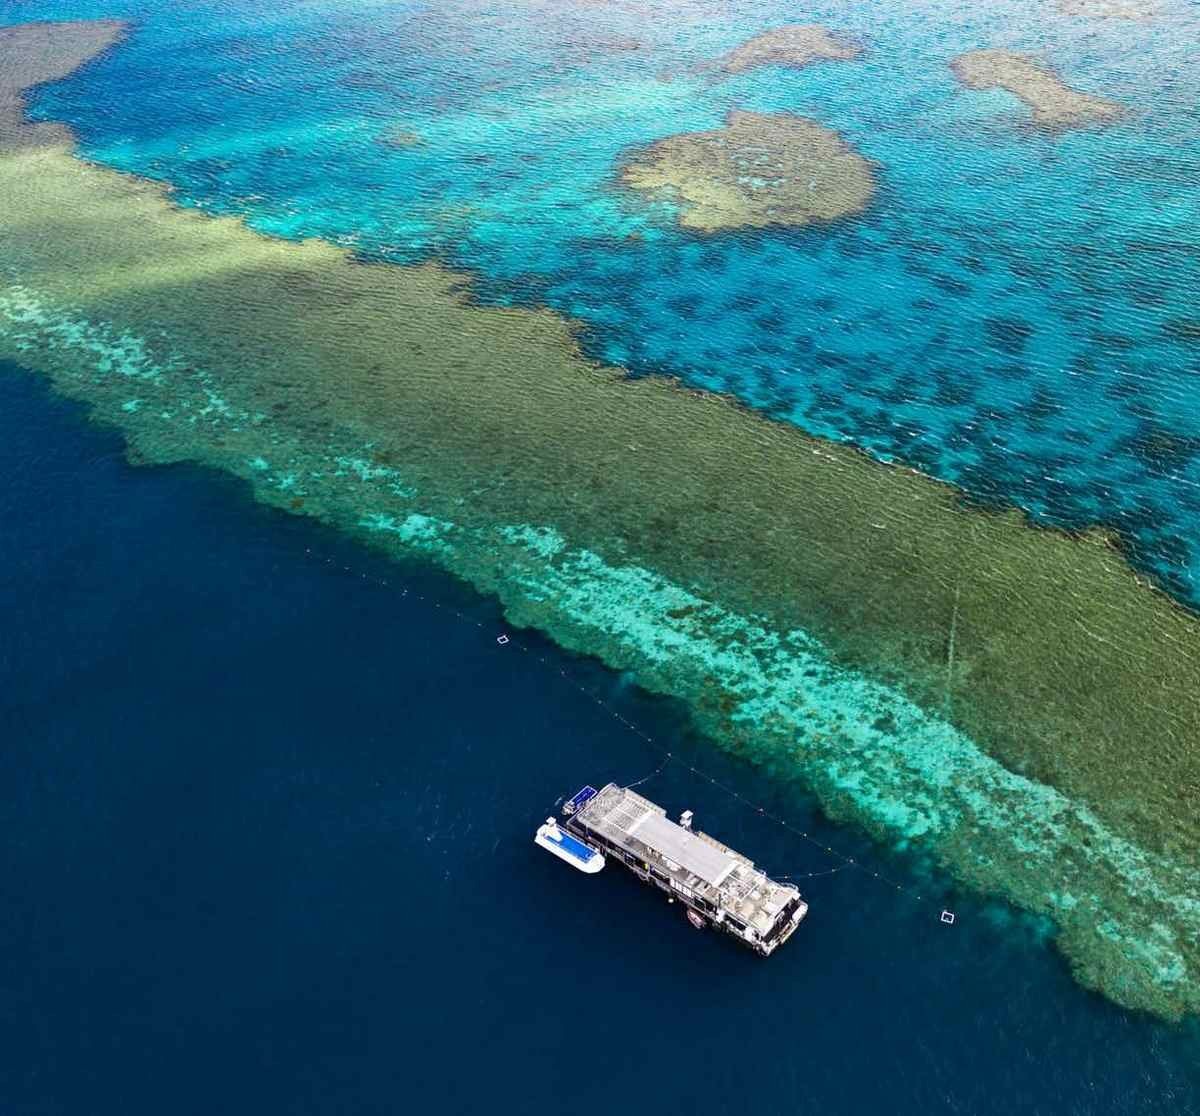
3, 21, 1199, 1018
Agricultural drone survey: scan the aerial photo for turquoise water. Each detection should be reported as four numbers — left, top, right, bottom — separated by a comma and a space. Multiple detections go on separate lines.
23, 0, 1200, 600
3, 366, 1199, 1113
6, 0, 1200, 1106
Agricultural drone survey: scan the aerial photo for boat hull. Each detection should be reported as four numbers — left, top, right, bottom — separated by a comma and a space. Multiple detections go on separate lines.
535, 821, 605, 874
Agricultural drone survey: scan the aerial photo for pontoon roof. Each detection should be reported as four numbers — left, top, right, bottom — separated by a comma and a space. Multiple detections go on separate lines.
630, 812, 737, 886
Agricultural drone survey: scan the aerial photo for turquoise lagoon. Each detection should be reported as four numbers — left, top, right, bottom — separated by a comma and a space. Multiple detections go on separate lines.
24, 0, 1200, 596
4, 1, 1200, 1106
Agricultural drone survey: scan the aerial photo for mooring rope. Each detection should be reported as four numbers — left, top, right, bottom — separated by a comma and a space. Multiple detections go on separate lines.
944, 580, 962, 716
618, 749, 940, 910
303, 545, 955, 922
622, 752, 673, 790
775, 865, 853, 881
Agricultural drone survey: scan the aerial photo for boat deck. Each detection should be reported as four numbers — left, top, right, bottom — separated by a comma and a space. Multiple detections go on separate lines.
546, 827, 599, 865
568, 783, 800, 942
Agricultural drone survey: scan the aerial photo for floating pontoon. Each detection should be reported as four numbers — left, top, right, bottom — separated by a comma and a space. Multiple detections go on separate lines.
538, 782, 807, 954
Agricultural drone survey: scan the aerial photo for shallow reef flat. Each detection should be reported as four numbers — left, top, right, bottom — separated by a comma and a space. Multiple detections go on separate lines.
620, 110, 876, 232
0, 20, 125, 150
4, 21, 1200, 1019
951, 49, 1125, 131
710, 24, 861, 76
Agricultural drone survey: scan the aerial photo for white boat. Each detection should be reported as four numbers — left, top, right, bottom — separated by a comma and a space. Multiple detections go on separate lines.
558, 783, 808, 954
535, 817, 605, 874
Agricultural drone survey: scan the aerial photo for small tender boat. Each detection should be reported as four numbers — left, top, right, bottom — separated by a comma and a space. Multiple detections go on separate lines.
535, 816, 605, 874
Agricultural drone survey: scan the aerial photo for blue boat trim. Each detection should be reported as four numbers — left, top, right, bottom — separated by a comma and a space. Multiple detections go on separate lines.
564, 785, 598, 814
547, 827, 601, 864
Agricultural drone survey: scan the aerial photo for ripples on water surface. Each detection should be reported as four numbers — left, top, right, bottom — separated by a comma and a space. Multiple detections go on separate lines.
31, 0, 1200, 594
4, 0, 1200, 1108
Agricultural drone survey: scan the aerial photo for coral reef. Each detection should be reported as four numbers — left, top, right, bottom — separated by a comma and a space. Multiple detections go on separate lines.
952, 50, 1125, 131
4, 21, 1200, 1019
621, 110, 875, 231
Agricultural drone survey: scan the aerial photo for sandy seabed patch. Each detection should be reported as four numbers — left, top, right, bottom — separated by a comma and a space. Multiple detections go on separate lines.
620, 110, 876, 232
710, 24, 861, 76
952, 49, 1125, 131
1057, 0, 1159, 20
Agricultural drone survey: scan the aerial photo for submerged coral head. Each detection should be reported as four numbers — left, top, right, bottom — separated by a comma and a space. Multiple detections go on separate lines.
621, 110, 876, 233
713, 24, 862, 76
951, 49, 1125, 131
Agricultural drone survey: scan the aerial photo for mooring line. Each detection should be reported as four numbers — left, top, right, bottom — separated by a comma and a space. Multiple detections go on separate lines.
304, 545, 955, 922
624, 749, 939, 909
776, 865, 853, 881
622, 752, 672, 790
944, 580, 962, 716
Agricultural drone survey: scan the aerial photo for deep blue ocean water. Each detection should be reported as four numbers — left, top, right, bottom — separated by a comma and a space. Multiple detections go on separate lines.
3, 364, 1200, 1113
6, 0, 1200, 1109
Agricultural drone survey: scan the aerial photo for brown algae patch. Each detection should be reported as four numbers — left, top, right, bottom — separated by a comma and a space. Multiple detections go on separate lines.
620, 110, 876, 232
951, 50, 1125, 131
712, 24, 861, 76
4, 22, 1200, 1018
